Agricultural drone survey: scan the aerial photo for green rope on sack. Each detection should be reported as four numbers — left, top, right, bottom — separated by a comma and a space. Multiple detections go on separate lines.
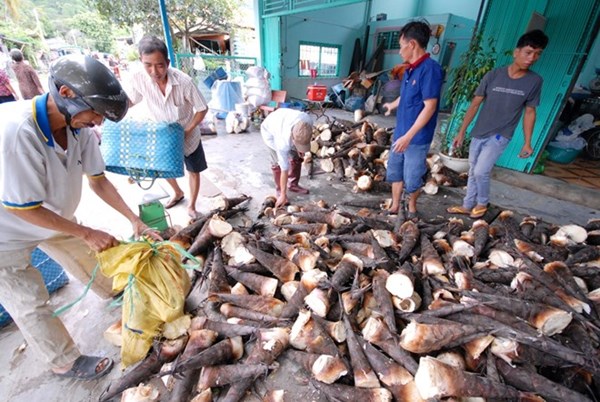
53, 263, 100, 317
163, 240, 202, 270
123, 273, 144, 335
108, 272, 137, 308
52, 239, 200, 317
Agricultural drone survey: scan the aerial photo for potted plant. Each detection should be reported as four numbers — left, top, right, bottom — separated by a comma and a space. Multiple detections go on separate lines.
438, 32, 497, 172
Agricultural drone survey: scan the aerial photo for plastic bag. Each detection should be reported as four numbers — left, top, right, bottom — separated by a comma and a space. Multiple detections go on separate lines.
98, 242, 191, 367
208, 81, 245, 112
193, 54, 206, 71
549, 138, 587, 151
556, 113, 596, 142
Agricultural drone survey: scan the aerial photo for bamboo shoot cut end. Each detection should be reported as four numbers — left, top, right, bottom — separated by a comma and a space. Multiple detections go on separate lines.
304, 288, 330, 317
386, 272, 415, 298
190, 388, 212, 402
312, 355, 349, 384
231, 282, 249, 295
414, 356, 455, 399
533, 308, 572, 336
230, 336, 245, 360
208, 216, 233, 238
392, 293, 421, 312
281, 281, 300, 302
264, 389, 285, 402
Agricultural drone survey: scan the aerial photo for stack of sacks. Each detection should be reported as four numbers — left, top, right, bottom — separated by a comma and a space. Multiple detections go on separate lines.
245, 66, 271, 108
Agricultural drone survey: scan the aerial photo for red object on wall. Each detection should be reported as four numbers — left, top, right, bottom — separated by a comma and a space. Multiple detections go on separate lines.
307, 85, 327, 101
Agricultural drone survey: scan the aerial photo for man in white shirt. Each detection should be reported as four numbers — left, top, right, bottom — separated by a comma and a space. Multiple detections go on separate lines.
126, 36, 208, 219
261, 108, 312, 207
0, 55, 156, 380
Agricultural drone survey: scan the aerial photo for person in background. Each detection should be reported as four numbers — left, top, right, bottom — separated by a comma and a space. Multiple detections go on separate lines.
10, 49, 44, 100
0, 55, 158, 380
382, 20, 443, 221
260, 108, 312, 207
126, 35, 208, 219
447, 29, 548, 219
0, 67, 19, 103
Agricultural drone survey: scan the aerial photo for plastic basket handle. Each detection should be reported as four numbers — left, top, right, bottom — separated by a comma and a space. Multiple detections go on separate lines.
126, 167, 159, 190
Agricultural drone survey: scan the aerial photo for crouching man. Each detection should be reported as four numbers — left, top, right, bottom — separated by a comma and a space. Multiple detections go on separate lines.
261, 108, 313, 207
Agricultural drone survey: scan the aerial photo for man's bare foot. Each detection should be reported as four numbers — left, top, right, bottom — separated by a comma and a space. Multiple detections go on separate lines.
387, 204, 399, 214
187, 208, 200, 219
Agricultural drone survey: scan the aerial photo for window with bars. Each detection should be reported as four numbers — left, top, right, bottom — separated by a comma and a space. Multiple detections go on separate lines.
298, 42, 340, 77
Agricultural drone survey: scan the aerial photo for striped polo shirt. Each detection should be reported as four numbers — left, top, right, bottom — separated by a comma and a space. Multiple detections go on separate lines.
126, 66, 208, 156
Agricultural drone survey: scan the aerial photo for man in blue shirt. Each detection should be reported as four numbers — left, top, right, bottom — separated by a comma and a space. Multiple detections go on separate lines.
383, 20, 443, 221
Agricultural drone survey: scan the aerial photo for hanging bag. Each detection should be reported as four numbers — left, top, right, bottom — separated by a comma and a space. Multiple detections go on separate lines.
101, 119, 185, 189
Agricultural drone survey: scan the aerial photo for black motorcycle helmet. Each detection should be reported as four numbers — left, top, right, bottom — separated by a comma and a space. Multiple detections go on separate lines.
48, 54, 129, 124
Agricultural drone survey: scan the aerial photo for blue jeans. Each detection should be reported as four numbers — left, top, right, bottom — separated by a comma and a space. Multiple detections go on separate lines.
386, 143, 430, 193
463, 134, 510, 208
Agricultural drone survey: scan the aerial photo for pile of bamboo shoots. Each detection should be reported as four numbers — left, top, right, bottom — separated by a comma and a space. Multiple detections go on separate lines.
101, 196, 600, 402
305, 120, 467, 194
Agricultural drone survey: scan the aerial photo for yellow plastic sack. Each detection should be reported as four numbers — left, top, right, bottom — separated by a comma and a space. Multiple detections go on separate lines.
98, 241, 191, 367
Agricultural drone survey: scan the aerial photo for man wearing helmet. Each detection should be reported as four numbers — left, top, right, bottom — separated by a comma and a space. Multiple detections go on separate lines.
0, 55, 156, 380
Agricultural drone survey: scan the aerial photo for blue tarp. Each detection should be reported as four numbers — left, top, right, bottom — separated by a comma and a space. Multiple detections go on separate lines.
207, 81, 244, 113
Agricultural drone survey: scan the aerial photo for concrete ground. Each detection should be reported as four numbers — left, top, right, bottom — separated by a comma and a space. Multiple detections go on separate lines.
0, 107, 598, 402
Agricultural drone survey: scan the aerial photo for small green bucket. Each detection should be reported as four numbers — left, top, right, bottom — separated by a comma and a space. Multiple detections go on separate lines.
139, 201, 170, 231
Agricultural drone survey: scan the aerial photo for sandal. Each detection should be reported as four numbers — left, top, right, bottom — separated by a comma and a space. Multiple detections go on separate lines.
447, 205, 471, 215
165, 195, 185, 209
55, 355, 114, 381
470, 205, 488, 219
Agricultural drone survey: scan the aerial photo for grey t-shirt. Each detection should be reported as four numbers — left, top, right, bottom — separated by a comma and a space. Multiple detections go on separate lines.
470, 66, 543, 139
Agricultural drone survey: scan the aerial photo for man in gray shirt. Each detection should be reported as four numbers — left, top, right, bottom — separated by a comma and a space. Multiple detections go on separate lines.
447, 29, 548, 219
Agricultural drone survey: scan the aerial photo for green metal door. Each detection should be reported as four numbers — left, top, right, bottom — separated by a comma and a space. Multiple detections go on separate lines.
262, 16, 282, 90
481, 0, 600, 172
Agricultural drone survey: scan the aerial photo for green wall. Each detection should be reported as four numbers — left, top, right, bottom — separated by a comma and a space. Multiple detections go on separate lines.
276, 0, 481, 100
479, 0, 600, 172
577, 33, 600, 90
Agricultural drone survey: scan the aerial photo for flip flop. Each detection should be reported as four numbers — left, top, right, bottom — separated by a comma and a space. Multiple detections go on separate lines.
165, 195, 185, 209
56, 355, 114, 381
446, 205, 471, 215
470, 205, 488, 219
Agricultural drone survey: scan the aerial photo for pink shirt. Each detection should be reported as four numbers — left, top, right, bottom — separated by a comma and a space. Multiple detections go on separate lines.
0, 70, 12, 97
12, 62, 43, 99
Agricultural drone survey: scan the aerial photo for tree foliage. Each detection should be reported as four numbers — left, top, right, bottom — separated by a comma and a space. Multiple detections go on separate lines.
91, 0, 240, 51
440, 32, 498, 157
1, 0, 44, 63
68, 11, 115, 53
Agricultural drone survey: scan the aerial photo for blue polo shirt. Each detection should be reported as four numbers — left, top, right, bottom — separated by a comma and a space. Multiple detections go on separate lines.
393, 55, 443, 145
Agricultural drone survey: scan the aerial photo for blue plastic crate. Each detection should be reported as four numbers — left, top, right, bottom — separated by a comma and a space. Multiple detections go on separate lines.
203, 75, 216, 89
214, 67, 227, 80
0, 248, 69, 327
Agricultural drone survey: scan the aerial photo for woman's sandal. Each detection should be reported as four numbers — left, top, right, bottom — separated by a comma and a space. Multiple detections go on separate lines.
55, 355, 114, 381
470, 205, 488, 219
446, 205, 471, 215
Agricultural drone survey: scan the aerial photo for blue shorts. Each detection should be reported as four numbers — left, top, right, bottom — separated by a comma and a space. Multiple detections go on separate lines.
385, 142, 430, 193
184, 141, 208, 173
